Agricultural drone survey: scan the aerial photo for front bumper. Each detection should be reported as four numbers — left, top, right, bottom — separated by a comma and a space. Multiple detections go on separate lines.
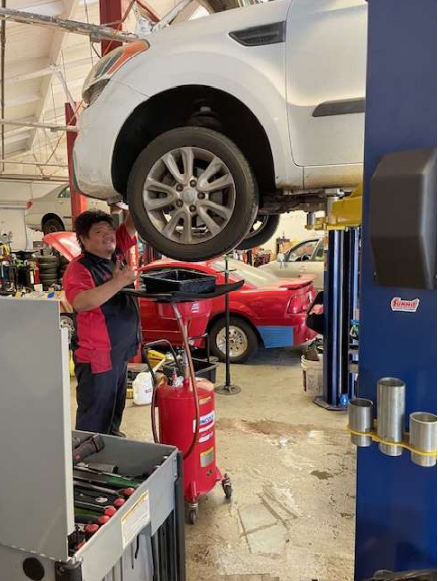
73, 81, 148, 200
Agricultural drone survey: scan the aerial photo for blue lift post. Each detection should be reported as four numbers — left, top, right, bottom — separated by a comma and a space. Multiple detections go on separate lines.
316, 227, 360, 410
355, 0, 437, 578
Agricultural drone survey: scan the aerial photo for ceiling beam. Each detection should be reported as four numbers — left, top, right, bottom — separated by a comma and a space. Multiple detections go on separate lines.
3, 92, 41, 107
0, 118, 78, 132
23, 1, 65, 18
3, 132, 31, 145
25, 0, 80, 156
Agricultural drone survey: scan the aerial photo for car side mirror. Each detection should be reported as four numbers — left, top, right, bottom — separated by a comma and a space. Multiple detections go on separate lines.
277, 253, 285, 263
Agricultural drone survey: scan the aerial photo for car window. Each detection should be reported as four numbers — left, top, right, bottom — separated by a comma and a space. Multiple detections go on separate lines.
312, 238, 328, 262
58, 187, 71, 199
287, 240, 318, 262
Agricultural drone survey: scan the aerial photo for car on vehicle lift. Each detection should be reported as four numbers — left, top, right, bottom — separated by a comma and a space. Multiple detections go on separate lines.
46, 232, 317, 363
72, 0, 367, 261
25, 185, 107, 235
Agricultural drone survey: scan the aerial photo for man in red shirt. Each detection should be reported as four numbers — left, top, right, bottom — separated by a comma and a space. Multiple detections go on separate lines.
63, 210, 140, 436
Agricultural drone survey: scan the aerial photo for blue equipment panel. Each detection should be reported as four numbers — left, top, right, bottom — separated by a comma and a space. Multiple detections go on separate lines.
356, 0, 437, 579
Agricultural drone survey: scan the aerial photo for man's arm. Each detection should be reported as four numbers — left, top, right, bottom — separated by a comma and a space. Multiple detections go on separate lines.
124, 212, 137, 238
73, 261, 136, 312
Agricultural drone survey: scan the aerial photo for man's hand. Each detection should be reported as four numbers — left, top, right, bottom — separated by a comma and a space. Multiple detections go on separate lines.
112, 260, 136, 290
73, 260, 136, 312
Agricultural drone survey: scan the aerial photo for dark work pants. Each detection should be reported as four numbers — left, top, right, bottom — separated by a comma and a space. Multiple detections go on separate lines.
74, 355, 128, 435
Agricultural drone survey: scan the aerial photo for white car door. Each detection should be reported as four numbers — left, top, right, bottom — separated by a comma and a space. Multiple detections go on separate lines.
285, 239, 320, 278
267, 239, 319, 277
56, 187, 73, 230
286, 0, 367, 187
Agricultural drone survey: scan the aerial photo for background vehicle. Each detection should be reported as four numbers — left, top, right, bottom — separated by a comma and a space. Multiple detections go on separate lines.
73, 0, 367, 261
261, 237, 327, 290
25, 185, 107, 235
46, 232, 317, 363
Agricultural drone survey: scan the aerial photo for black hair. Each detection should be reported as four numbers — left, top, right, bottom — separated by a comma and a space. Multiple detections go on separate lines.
75, 210, 115, 251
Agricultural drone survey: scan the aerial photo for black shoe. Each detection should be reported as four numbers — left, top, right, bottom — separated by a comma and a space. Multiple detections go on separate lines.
111, 430, 126, 438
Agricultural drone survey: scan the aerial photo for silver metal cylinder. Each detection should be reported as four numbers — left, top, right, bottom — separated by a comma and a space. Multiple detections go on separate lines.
348, 399, 374, 447
377, 377, 406, 456
306, 212, 316, 228
410, 412, 437, 467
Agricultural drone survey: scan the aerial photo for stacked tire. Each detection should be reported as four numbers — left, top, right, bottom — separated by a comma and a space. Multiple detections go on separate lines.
37, 255, 60, 290
59, 256, 69, 282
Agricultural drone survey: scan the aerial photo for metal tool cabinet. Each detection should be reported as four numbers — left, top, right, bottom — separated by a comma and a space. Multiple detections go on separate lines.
0, 298, 185, 581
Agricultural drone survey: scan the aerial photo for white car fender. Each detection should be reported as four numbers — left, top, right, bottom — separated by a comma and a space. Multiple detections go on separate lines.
117, 48, 302, 190
110, 0, 302, 189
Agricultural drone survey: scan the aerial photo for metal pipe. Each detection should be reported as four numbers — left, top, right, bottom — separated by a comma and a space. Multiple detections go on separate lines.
0, 119, 78, 132
409, 412, 437, 467
0, 159, 67, 167
152, 0, 193, 31
348, 398, 373, 447
0, 174, 68, 182
377, 377, 406, 456
0, 7, 143, 43
306, 212, 316, 228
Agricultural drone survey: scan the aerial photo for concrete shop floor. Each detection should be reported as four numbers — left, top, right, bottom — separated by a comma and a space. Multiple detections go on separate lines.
70, 347, 356, 581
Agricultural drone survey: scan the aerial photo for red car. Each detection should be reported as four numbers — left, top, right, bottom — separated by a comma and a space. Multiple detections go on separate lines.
140, 258, 316, 363
45, 233, 316, 363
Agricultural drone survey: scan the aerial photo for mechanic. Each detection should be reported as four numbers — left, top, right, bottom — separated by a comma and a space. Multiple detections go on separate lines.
63, 209, 140, 436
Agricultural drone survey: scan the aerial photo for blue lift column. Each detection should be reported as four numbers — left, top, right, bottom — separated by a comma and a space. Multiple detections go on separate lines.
355, 0, 437, 579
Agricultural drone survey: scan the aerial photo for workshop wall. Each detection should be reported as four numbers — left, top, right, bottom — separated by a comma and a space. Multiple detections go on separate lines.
263, 211, 320, 253
0, 180, 61, 251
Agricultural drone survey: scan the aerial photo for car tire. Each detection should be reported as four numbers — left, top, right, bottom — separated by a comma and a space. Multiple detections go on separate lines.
42, 217, 64, 235
127, 127, 258, 261
38, 267, 59, 276
60, 313, 75, 347
39, 272, 59, 280
237, 214, 280, 251
209, 316, 259, 364
37, 255, 59, 265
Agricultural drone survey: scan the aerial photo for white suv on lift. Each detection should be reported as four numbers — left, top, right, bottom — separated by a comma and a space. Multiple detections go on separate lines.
73, 0, 367, 261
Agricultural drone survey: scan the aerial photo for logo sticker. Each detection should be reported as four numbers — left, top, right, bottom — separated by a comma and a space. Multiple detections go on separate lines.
391, 297, 420, 313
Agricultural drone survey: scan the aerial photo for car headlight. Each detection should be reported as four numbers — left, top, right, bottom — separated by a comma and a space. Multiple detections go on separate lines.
82, 41, 149, 106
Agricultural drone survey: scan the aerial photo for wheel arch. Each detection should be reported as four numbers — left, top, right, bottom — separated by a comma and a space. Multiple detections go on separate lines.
42, 213, 64, 228
111, 85, 276, 201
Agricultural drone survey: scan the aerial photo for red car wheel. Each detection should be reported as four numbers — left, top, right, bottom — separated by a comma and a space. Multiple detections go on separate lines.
209, 316, 258, 364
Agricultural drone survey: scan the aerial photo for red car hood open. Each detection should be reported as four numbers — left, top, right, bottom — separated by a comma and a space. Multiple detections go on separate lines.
44, 231, 81, 262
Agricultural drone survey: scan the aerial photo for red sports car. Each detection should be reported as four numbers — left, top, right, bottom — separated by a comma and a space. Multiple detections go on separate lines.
45, 233, 316, 363
140, 258, 316, 363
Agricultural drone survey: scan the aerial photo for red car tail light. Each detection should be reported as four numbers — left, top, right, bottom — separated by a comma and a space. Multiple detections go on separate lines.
26, 201, 33, 210
287, 287, 315, 314
287, 295, 301, 314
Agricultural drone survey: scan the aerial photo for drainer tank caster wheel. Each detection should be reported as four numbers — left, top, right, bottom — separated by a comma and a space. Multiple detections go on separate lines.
187, 502, 199, 525
222, 474, 232, 500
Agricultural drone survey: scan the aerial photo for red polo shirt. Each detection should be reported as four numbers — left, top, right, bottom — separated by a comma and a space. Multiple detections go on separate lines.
63, 224, 140, 374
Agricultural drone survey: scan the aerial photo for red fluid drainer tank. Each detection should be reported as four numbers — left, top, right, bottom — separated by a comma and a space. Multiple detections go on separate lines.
157, 376, 219, 502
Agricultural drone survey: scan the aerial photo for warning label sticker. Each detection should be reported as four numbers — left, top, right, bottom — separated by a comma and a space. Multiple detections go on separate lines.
199, 431, 214, 444
193, 410, 215, 433
121, 491, 150, 549
200, 447, 215, 468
